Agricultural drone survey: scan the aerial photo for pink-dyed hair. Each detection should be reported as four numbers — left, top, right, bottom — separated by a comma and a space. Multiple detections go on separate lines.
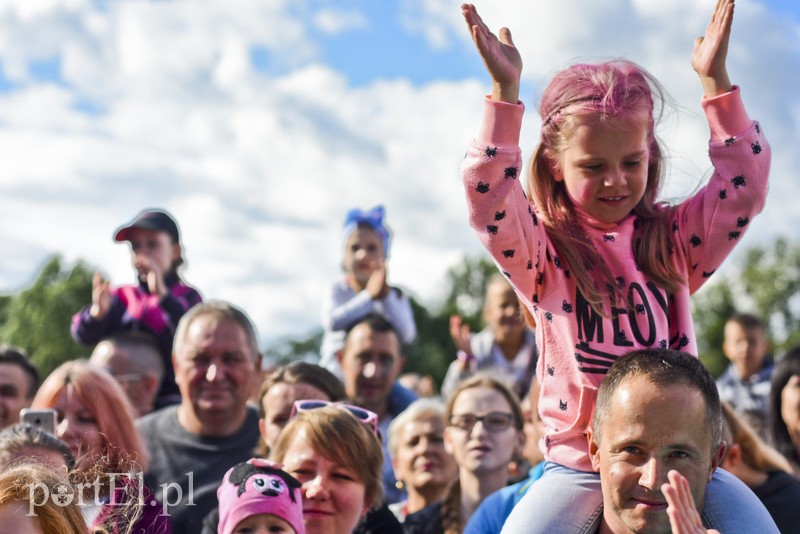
32, 360, 149, 474
529, 60, 682, 312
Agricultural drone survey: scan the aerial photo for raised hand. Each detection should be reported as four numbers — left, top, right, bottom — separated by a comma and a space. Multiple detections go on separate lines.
90, 271, 111, 319
366, 259, 389, 299
136, 257, 168, 299
692, 0, 734, 97
663, 470, 721, 534
461, 3, 522, 104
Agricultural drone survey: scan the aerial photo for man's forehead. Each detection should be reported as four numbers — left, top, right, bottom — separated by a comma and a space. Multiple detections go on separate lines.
344, 325, 400, 357
0, 363, 27, 384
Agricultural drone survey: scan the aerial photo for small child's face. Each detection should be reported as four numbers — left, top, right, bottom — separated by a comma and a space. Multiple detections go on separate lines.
343, 226, 384, 285
126, 228, 181, 279
483, 281, 526, 340
555, 116, 650, 224
233, 513, 296, 534
722, 321, 768, 378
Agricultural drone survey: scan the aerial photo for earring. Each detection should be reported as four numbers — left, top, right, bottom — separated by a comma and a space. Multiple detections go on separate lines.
395, 480, 405, 490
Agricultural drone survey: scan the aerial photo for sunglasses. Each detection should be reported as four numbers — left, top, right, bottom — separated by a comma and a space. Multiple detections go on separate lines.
290, 399, 380, 435
449, 411, 515, 433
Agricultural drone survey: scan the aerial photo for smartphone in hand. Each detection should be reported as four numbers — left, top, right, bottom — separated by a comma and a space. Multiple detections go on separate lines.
20, 408, 57, 435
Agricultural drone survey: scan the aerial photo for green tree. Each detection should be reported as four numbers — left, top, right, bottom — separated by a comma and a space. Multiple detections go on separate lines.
0, 255, 95, 378
692, 236, 800, 376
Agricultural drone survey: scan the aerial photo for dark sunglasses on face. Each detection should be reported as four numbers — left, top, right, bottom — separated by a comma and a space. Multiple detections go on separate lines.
449, 411, 515, 433
290, 399, 380, 435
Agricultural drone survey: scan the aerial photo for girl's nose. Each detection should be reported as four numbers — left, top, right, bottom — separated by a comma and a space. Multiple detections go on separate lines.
604, 168, 627, 187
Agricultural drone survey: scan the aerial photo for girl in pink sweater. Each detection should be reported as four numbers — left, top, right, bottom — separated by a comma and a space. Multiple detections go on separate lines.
461, 0, 775, 531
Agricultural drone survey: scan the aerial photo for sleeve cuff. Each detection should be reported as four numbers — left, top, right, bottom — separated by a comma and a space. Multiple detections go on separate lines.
701, 86, 753, 142
477, 96, 525, 146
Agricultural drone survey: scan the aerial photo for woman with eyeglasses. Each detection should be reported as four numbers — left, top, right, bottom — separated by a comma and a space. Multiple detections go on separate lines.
269, 402, 388, 534
404, 374, 523, 534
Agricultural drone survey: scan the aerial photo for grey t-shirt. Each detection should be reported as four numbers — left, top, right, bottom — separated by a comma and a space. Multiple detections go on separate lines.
136, 405, 260, 534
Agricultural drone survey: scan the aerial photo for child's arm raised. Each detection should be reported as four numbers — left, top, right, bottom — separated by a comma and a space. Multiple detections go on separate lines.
692, 0, 734, 98
461, 3, 522, 104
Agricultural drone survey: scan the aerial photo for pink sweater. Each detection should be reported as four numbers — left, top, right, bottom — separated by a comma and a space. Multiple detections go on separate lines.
462, 87, 770, 471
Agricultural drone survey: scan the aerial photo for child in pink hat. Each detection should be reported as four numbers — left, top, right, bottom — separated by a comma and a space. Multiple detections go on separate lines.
217, 459, 305, 534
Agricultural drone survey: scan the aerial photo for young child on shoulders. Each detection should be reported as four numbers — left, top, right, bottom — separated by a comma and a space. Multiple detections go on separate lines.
443, 272, 537, 400
319, 205, 417, 376
71, 208, 202, 402
460, 0, 773, 531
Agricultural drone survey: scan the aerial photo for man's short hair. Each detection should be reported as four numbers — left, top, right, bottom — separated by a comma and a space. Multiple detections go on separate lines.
593, 348, 722, 448
0, 344, 39, 399
174, 300, 260, 358
726, 312, 766, 333
96, 331, 165, 380
344, 313, 400, 346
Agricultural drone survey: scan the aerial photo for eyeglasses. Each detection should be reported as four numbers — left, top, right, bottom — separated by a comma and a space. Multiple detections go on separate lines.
449, 412, 515, 433
290, 399, 379, 435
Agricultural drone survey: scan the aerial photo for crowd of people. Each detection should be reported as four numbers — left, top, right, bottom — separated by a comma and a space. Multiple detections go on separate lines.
1, 1, 799, 533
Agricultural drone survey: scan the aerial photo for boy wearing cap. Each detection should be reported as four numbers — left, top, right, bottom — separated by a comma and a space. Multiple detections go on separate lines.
71, 208, 202, 403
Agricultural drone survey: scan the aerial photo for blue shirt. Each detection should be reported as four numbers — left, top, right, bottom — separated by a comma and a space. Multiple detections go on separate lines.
464, 463, 544, 534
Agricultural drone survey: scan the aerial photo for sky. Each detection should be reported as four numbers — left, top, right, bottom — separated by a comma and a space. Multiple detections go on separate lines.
1, 0, 798, 348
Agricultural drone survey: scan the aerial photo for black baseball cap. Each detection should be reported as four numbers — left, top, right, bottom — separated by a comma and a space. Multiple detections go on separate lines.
113, 209, 181, 243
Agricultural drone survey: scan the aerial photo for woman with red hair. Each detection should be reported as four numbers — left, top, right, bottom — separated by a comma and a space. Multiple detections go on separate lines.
32, 360, 170, 533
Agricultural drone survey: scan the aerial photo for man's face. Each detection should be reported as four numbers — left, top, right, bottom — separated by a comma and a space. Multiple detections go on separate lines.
0, 363, 33, 428
338, 324, 402, 415
90, 341, 155, 416
588, 376, 724, 534
173, 315, 259, 423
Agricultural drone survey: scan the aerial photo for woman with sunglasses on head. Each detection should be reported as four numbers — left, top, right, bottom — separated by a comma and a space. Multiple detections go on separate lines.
270, 401, 401, 534
404, 374, 523, 534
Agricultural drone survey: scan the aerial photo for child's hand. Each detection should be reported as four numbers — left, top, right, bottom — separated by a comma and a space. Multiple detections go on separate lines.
461, 3, 522, 104
90, 271, 111, 319
366, 260, 389, 299
450, 314, 474, 370
136, 257, 168, 299
663, 470, 721, 534
692, 0, 734, 97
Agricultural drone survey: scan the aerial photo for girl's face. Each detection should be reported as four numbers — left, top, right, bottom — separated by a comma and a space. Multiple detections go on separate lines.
392, 414, 457, 499
127, 228, 181, 278
53, 386, 104, 470
280, 427, 369, 534
233, 513, 295, 534
444, 387, 522, 476
343, 227, 384, 286
780, 374, 800, 439
259, 382, 330, 452
554, 117, 650, 225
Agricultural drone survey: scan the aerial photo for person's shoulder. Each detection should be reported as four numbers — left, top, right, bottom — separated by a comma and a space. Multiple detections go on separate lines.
136, 405, 178, 435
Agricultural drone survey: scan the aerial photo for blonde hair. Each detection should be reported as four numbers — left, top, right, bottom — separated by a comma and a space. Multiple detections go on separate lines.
270, 405, 384, 510
0, 463, 86, 534
721, 402, 793, 474
31, 360, 149, 475
530, 60, 682, 313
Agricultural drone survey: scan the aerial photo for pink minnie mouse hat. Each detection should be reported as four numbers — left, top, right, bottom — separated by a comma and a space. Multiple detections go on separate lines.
217, 460, 305, 534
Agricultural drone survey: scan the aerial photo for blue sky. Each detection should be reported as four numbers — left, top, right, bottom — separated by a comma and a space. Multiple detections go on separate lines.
1, 0, 798, 346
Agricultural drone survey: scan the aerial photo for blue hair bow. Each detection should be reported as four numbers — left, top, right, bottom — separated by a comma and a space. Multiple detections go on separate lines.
342, 205, 391, 257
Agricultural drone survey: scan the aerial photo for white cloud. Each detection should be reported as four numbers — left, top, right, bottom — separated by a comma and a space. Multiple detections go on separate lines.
1, 0, 798, 350
312, 8, 368, 35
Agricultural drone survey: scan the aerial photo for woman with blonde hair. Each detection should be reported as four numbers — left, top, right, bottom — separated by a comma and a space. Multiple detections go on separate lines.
405, 374, 523, 534
721, 401, 800, 533
32, 359, 170, 533
387, 398, 457, 523
0, 462, 86, 534
270, 402, 389, 534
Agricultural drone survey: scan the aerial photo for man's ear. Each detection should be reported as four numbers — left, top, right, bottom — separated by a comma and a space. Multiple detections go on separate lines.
142, 374, 160, 397
397, 355, 406, 374
587, 427, 601, 472
336, 350, 344, 366
710, 440, 727, 474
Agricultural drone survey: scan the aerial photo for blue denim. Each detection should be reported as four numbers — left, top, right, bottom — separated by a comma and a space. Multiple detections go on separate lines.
500, 462, 778, 533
